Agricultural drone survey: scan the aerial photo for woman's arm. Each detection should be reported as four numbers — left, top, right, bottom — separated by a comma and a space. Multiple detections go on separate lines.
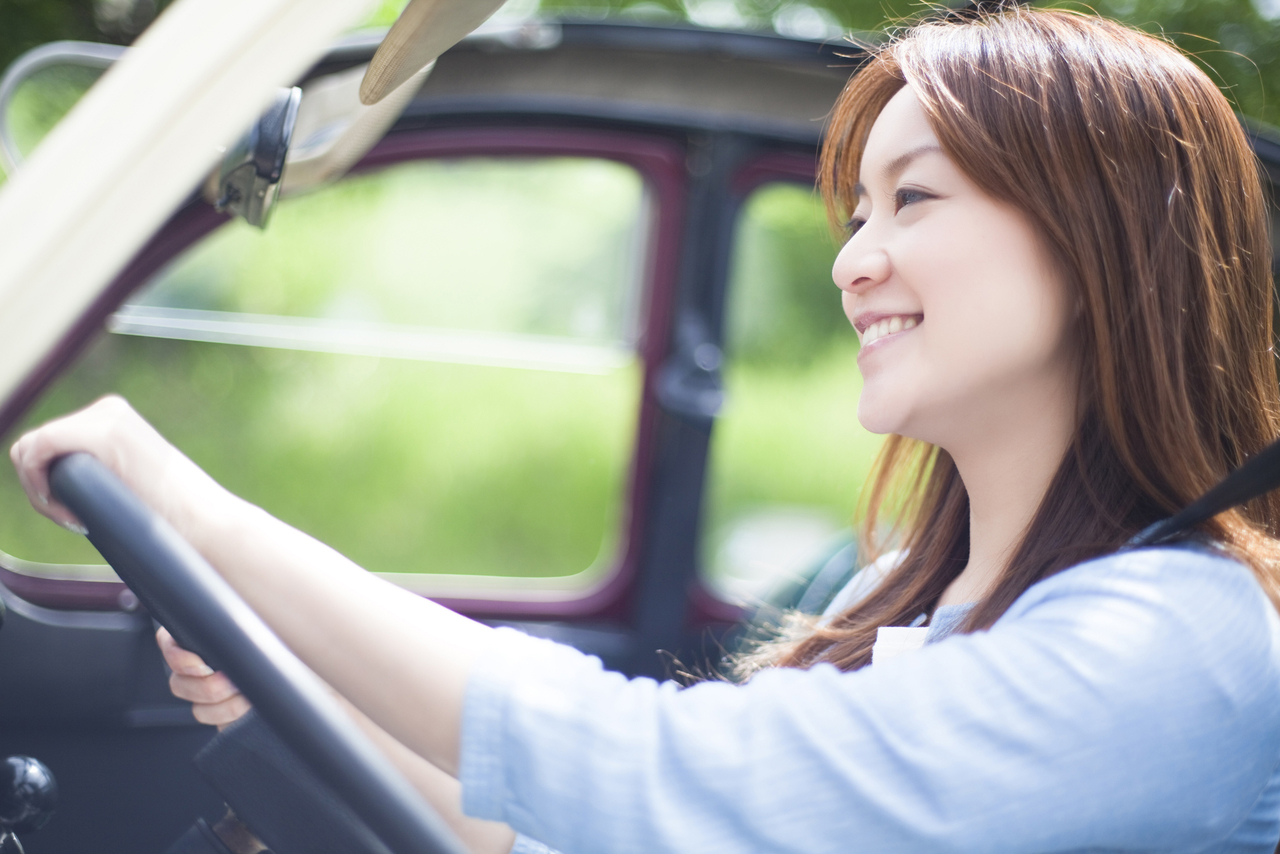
352, 705, 517, 854
10, 396, 487, 776
454, 549, 1280, 853
160, 629, 516, 854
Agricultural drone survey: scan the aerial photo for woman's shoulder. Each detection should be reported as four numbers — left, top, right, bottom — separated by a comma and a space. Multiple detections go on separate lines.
1001, 543, 1280, 694
819, 541, 1280, 688
1010, 541, 1266, 619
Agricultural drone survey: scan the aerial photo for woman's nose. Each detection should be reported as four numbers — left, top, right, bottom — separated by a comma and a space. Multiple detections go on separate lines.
832, 236, 890, 294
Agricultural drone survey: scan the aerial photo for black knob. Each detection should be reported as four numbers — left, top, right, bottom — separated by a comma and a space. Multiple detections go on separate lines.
0, 757, 56, 834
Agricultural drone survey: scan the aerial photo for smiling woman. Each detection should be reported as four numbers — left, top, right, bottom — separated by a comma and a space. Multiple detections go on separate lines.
760, 8, 1280, 676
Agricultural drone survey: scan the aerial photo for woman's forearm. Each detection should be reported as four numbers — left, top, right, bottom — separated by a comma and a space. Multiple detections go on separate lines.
337, 693, 515, 854
191, 491, 494, 777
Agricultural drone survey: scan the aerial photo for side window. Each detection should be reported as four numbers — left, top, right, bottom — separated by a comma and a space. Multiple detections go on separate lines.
0, 157, 647, 591
700, 182, 883, 606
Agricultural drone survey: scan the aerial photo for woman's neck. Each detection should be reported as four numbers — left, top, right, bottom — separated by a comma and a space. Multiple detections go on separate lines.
935, 380, 1078, 609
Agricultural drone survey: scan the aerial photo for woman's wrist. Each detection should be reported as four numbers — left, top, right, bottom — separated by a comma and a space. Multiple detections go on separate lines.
177, 480, 264, 570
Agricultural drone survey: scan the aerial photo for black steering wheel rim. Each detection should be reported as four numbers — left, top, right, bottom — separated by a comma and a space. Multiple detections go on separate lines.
48, 452, 468, 854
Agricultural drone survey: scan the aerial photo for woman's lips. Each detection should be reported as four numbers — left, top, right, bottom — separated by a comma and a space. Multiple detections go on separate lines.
860, 314, 919, 345
857, 314, 923, 358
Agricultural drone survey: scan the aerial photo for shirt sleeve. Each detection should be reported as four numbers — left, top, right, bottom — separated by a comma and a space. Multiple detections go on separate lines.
510, 834, 559, 854
459, 547, 1280, 854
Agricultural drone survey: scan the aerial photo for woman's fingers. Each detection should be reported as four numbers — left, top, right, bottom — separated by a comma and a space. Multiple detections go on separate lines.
187, 692, 253, 729
158, 628, 252, 730
169, 670, 242, 705
9, 395, 233, 548
9, 416, 89, 531
157, 627, 214, 676
9, 395, 151, 529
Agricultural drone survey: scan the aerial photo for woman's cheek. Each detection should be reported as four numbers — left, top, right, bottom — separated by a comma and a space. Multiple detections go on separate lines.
841, 290, 859, 330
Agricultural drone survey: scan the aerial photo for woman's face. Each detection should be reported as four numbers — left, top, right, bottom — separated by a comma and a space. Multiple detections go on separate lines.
833, 86, 1078, 451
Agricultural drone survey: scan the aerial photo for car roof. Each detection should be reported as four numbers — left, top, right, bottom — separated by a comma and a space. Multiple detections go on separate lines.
315, 19, 861, 143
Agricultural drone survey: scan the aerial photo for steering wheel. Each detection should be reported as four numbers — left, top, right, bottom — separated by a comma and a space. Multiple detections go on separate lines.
47, 453, 469, 854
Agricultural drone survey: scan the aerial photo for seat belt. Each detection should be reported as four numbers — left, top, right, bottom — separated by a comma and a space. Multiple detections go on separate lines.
1127, 436, 1280, 547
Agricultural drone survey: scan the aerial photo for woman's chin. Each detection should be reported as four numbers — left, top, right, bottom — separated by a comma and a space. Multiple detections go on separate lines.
856, 395, 908, 436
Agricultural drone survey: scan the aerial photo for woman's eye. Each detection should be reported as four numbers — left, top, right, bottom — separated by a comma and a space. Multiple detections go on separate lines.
894, 188, 930, 212
845, 216, 867, 237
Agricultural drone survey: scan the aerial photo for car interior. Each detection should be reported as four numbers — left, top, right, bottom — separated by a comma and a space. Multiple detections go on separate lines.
0, 3, 1278, 852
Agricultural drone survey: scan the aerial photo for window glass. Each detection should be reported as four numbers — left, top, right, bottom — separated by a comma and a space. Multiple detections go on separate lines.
0, 157, 645, 587
701, 182, 883, 606
3, 63, 105, 163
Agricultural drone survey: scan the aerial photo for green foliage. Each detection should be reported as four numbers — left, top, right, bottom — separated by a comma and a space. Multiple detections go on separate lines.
361, 0, 412, 27
1042, 0, 1280, 124
0, 336, 640, 577
0, 0, 100, 76
725, 184, 850, 366
701, 184, 882, 600
704, 339, 881, 538
4, 64, 103, 160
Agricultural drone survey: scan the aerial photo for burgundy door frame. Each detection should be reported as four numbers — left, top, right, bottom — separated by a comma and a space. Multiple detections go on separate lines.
685, 148, 821, 631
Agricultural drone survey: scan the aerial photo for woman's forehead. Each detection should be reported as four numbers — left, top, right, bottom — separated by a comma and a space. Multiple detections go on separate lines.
856, 87, 948, 196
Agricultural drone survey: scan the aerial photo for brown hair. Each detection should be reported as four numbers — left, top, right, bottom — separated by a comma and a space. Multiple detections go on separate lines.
772, 8, 1280, 673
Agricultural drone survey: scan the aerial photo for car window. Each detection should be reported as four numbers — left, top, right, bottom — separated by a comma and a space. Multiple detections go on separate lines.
700, 182, 883, 606
2, 61, 106, 165
0, 156, 646, 592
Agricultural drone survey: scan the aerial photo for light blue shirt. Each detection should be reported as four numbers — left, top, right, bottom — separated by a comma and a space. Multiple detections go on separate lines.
459, 546, 1280, 853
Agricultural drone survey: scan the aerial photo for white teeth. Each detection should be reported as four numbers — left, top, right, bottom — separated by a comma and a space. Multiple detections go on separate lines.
861, 315, 920, 345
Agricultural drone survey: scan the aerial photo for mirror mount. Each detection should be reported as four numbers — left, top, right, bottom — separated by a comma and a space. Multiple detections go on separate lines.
212, 86, 302, 229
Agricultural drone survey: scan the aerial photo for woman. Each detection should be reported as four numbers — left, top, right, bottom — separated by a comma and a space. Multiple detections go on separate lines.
12, 7, 1280, 852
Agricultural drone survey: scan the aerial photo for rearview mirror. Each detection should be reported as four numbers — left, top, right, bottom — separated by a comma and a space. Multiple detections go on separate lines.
211, 86, 301, 228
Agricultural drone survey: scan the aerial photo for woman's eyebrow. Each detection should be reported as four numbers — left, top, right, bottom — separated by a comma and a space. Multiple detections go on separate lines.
853, 144, 944, 199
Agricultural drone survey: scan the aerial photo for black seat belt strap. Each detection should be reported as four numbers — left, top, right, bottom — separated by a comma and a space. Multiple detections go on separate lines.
1128, 436, 1280, 548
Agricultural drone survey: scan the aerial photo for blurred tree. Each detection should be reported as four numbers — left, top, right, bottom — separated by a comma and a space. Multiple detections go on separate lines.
3, 0, 1278, 124
0, 0, 99, 73
0, 0, 182, 73
1047, 0, 1280, 124
534, 0, 1280, 124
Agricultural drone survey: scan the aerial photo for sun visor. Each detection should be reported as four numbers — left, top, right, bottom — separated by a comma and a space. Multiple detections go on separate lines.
279, 61, 433, 194
359, 0, 506, 105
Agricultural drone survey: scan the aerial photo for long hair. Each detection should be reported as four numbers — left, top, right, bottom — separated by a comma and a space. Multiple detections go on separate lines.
771, 8, 1280, 673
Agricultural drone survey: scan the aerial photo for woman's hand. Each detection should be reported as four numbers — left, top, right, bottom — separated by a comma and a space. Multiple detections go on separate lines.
157, 627, 252, 729
8, 395, 233, 546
